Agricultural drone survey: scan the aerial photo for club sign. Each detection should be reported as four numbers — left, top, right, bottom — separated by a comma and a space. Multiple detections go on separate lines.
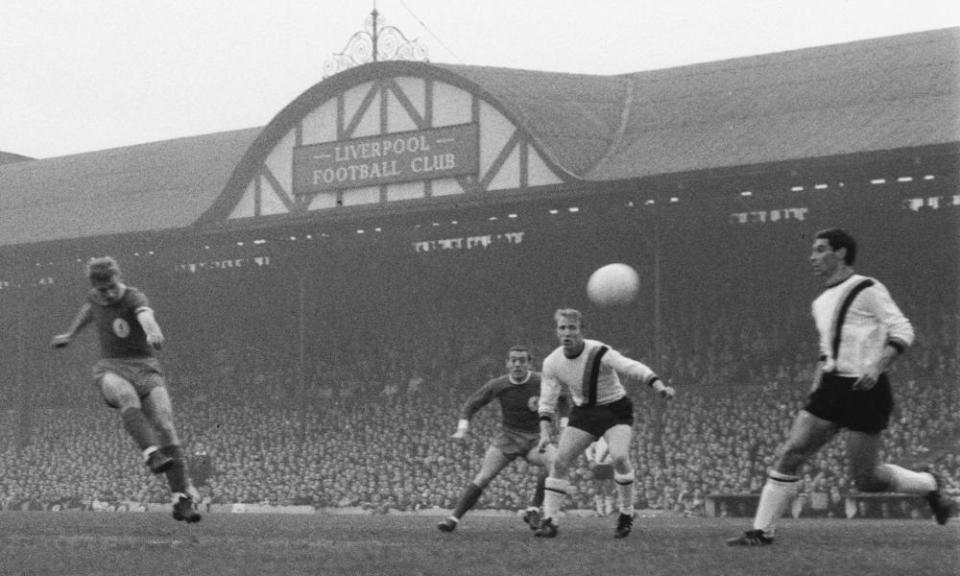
293, 123, 479, 194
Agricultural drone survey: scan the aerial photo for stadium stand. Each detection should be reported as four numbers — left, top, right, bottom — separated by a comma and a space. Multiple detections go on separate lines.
1, 28, 957, 518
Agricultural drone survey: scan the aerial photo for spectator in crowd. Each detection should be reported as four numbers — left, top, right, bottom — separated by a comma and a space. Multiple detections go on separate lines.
3, 258, 957, 521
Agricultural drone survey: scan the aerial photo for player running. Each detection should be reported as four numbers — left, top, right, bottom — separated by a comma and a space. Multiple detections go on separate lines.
728, 229, 956, 546
438, 345, 568, 532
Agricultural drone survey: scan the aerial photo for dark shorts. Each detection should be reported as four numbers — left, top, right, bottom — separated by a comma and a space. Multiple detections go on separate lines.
591, 464, 615, 481
493, 428, 541, 460
93, 357, 166, 407
568, 396, 635, 438
804, 372, 893, 434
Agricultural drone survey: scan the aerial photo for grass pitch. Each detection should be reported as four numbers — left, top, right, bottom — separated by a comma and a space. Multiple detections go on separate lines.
0, 511, 957, 576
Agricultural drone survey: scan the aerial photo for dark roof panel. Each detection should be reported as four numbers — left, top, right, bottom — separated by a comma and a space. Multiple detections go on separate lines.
591, 28, 959, 178
0, 129, 261, 246
1, 28, 956, 248
0, 151, 34, 165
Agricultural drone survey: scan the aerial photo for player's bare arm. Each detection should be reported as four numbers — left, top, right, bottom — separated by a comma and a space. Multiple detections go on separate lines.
853, 344, 901, 391
51, 302, 94, 348
136, 308, 165, 350
537, 416, 554, 453
451, 418, 469, 440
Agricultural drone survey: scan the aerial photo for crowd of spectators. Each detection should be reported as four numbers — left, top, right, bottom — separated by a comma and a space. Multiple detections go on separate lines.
2, 297, 956, 518
3, 212, 958, 516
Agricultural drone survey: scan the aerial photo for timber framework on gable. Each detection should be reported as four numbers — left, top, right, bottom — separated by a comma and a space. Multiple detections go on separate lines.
198, 62, 577, 225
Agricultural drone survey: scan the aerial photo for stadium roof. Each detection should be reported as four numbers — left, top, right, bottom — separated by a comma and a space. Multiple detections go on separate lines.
0, 151, 33, 165
1, 27, 957, 249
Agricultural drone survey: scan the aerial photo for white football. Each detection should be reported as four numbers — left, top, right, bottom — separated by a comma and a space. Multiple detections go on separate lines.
587, 263, 640, 306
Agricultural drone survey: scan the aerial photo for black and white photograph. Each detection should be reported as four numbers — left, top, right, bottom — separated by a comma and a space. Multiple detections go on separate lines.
1, 1, 958, 574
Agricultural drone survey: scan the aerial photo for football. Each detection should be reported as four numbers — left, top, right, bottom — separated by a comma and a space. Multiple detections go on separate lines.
586, 263, 640, 306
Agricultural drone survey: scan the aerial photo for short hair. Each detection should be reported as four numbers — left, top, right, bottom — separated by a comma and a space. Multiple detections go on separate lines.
554, 308, 583, 327
815, 228, 857, 265
507, 345, 532, 361
87, 257, 121, 283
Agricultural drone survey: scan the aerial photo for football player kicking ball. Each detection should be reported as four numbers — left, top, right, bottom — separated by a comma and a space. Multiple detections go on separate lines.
52, 257, 201, 523
437, 345, 568, 533
535, 308, 674, 538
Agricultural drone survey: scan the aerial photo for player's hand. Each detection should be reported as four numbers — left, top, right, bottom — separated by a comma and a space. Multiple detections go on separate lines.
658, 385, 676, 401
536, 435, 552, 454
809, 362, 825, 393
146, 333, 164, 351
853, 367, 881, 391
51, 334, 72, 349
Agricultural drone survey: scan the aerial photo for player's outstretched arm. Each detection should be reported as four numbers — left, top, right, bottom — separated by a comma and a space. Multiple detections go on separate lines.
649, 377, 675, 400
136, 309, 165, 350
51, 303, 93, 348
451, 418, 469, 440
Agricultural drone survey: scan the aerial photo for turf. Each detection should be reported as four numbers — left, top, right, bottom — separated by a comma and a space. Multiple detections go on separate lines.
0, 512, 957, 576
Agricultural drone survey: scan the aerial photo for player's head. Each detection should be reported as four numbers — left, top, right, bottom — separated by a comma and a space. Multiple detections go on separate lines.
87, 256, 120, 282
554, 308, 583, 327
554, 308, 585, 353
506, 345, 532, 380
814, 228, 857, 265
87, 257, 124, 303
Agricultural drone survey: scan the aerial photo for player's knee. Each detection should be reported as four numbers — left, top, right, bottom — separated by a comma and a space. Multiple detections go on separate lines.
552, 458, 572, 476
775, 445, 809, 474
852, 470, 888, 493
613, 470, 635, 485
609, 454, 630, 471
105, 390, 139, 411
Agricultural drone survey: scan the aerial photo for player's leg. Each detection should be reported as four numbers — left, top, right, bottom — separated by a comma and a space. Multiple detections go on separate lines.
605, 424, 636, 537
522, 442, 555, 529
99, 372, 171, 474
729, 410, 838, 545
846, 376, 956, 525
141, 385, 200, 523
603, 479, 618, 516
536, 426, 594, 537
605, 424, 635, 516
593, 479, 605, 516
438, 446, 510, 532
848, 432, 954, 524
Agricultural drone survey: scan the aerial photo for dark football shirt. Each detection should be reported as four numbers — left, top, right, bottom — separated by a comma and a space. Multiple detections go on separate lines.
87, 286, 154, 359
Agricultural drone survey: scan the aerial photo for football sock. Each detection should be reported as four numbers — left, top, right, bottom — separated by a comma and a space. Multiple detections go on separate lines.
753, 470, 800, 535
605, 495, 617, 515
877, 464, 937, 493
542, 477, 569, 521
119, 407, 160, 451
614, 471, 635, 516
532, 473, 546, 508
161, 445, 189, 494
452, 483, 483, 519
